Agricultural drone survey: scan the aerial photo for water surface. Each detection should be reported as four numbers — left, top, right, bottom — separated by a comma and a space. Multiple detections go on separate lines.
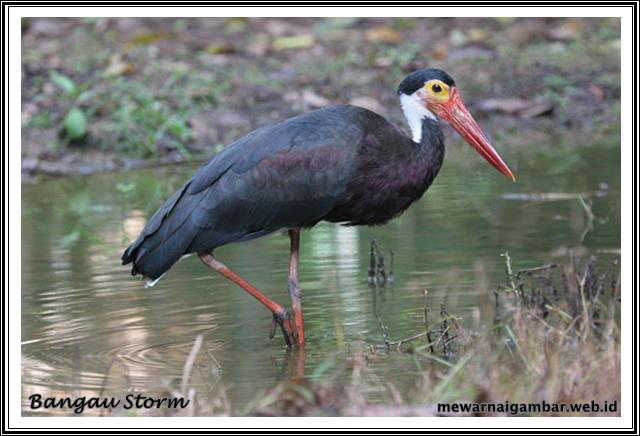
21, 133, 620, 415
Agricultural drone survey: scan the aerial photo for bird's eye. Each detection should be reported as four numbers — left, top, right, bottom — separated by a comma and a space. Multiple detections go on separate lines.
431, 83, 442, 93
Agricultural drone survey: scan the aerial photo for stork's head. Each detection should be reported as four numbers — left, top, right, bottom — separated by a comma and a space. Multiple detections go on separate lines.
398, 68, 515, 181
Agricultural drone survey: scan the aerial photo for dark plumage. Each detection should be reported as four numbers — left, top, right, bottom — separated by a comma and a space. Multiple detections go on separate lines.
122, 68, 515, 348
122, 104, 444, 280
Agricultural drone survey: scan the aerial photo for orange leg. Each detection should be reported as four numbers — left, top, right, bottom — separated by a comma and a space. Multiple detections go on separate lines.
288, 229, 304, 346
198, 253, 298, 348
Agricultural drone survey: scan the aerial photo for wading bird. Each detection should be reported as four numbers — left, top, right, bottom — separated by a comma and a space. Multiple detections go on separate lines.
122, 68, 515, 348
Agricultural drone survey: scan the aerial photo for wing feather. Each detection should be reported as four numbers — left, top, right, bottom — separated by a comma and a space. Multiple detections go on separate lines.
122, 105, 367, 279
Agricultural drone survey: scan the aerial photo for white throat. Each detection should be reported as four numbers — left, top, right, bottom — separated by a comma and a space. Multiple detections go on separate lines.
399, 93, 437, 143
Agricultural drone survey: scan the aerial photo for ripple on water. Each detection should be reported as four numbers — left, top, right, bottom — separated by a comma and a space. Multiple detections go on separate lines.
21, 145, 621, 414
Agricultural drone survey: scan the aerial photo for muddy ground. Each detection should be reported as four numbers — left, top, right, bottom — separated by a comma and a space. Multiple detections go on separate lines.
21, 17, 620, 177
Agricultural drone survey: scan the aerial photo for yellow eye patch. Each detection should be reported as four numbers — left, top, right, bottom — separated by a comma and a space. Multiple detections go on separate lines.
423, 79, 450, 103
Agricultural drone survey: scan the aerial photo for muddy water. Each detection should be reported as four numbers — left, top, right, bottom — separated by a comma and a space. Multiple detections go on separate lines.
21, 134, 620, 415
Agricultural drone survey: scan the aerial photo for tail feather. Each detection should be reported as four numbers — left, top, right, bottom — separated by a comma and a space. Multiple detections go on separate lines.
122, 183, 189, 263
122, 182, 204, 280
129, 216, 198, 280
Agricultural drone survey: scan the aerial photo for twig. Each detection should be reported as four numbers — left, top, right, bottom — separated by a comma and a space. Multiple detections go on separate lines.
579, 195, 595, 243
181, 335, 203, 396
440, 305, 451, 355
516, 264, 558, 280
432, 325, 449, 350
501, 251, 517, 293
207, 349, 222, 369
423, 290, 435, 354
386, 331, 428, 348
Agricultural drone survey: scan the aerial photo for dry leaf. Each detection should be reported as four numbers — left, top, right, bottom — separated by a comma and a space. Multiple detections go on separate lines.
467, 28, 489, 42
349, 96, 385, 114
300, 90, 330, 108
476, 98, 553, 118
272, 34, 315, 51
548, 18, 582, 40
518, 101, 554, 118
366, 26, 401, 45
205, 43, 236, 55
284, 89, 330, 109
432, 44, 449, 61
103, 54, 134, 77
126, 31, 169, 46
373, 56, 393, 68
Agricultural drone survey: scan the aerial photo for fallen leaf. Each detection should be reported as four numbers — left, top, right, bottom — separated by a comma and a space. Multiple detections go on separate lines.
284, 89, 330, 109
518, 101, 554, 118
300, 90, 331, 108
304, 90, 330, 108
547, 18, 582, 40
476, 98, 553, 118
272, 34, 315, 51
349, 96, 385, 114
373, 56, 393, 68
126, 31, 169, 46
366, 25, 401, 45
432, 44, 449, 60
205, 43, 236, 55
103, 54, 135, 77
477, 98, 530, 113
467, 28, 489, 42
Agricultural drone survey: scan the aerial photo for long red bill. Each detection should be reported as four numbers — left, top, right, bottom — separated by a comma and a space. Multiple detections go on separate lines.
434, 88, 516, 181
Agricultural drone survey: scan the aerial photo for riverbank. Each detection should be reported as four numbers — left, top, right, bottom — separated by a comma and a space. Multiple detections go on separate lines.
22, 17, 620, 178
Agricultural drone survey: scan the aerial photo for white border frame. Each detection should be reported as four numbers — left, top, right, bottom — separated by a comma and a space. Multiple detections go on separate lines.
6, 5, 634, 431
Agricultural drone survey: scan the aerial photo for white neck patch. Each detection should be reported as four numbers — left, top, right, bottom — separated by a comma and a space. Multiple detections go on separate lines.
399, 92, 436, 143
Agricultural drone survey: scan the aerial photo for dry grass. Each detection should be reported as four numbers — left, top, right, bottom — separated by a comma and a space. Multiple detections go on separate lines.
117, 253, 620, 417
242, 253, 621, 417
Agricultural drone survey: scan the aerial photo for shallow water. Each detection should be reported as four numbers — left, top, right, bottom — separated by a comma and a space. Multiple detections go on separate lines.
21, 134, 620, 415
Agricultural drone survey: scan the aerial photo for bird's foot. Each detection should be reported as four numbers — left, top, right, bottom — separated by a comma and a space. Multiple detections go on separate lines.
269, 310, 299, 348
